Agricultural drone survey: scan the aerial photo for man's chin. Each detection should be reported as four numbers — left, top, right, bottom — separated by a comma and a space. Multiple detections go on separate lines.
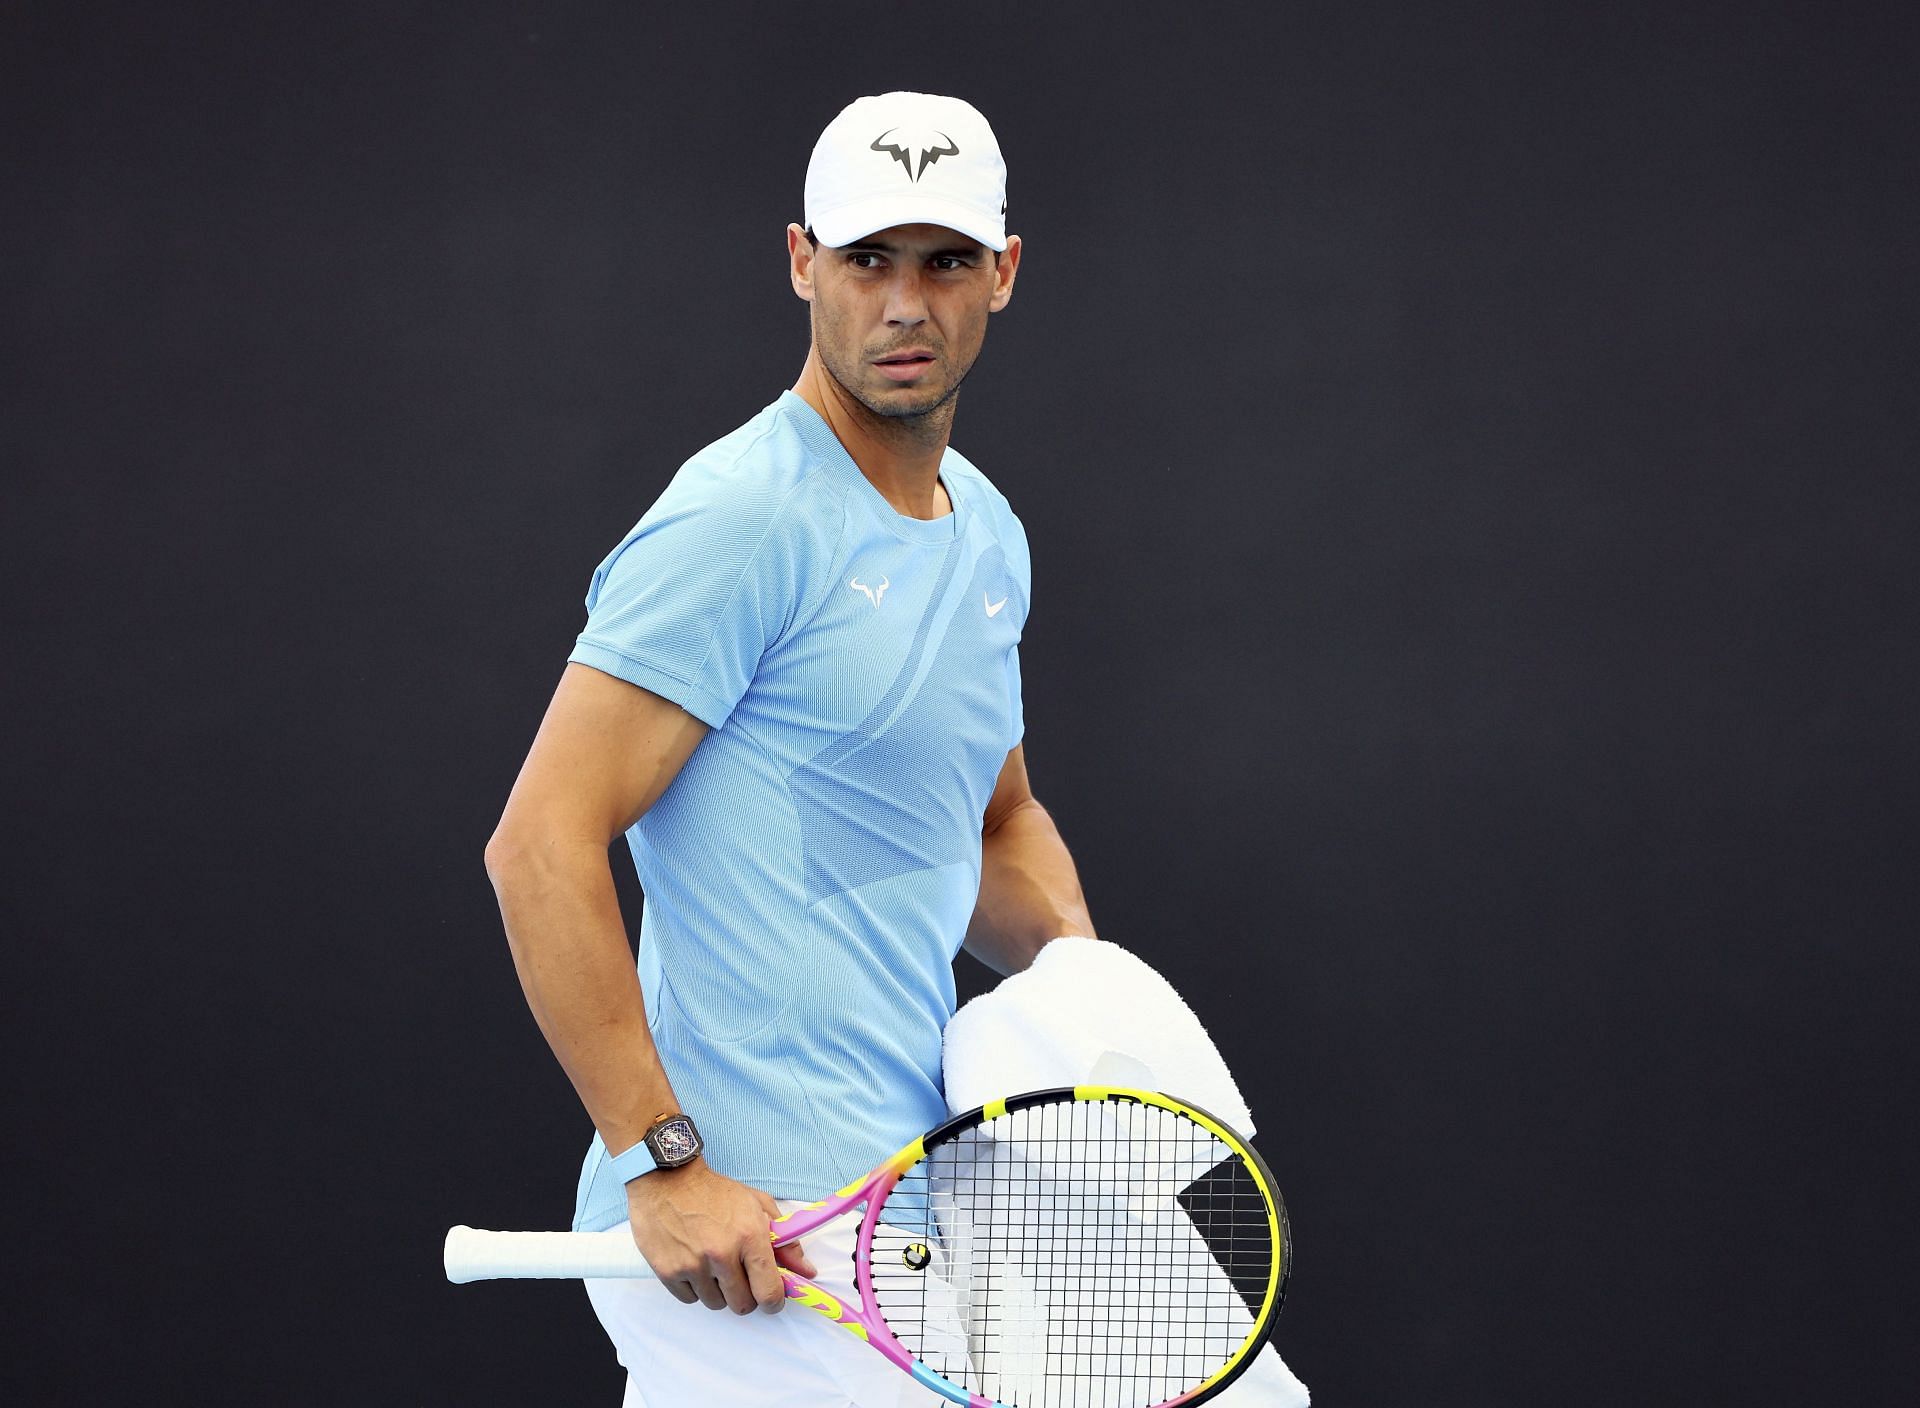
862, 377, 951, 419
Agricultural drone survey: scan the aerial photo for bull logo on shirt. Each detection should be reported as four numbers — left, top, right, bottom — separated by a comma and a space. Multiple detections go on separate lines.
848, 575, 890, 608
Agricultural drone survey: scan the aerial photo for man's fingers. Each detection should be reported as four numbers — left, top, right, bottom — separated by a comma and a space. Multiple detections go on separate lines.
630, 1176, 806, 1312
744, 1239, 790, 1314
692, 1269, 729, 1312
712, 1250, 762, 1316
773, 1239, 818, 1280
633, 1228, 701, 1305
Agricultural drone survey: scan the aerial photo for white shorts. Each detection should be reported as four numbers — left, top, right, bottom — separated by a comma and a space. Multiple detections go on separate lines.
588, 1201, 1311, 1407
585, 1201, 949, 1408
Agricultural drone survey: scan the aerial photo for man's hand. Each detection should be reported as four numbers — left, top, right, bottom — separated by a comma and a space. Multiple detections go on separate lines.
626, 1161, 820, 1314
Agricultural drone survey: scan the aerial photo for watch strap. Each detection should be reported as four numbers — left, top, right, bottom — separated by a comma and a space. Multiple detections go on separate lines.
607, 1136, 660, 1184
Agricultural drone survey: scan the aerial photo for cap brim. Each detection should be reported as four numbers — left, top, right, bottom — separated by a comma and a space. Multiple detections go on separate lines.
810, 193, 1007, 252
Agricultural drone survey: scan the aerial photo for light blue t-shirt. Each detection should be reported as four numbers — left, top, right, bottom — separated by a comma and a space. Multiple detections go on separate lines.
567, 391, 1029, 1231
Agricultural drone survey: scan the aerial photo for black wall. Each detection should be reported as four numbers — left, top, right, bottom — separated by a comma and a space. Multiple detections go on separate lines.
5, 2, 1914, 1402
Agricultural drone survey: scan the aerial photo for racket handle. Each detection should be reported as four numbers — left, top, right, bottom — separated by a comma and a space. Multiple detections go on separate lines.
444, 1226, 656, 1283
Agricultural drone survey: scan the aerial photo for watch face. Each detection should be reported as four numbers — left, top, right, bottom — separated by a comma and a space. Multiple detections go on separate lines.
651, 1118, 700, 1165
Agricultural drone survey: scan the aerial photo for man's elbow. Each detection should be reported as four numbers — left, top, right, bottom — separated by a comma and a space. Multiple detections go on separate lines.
483, 818, 544, 891
482, 821, 511, 879
484, 818, 607, 898
482, 823, 570, 962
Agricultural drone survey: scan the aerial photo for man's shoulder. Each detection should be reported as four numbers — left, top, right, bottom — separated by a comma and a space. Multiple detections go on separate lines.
943, 444, 1019, 514
587, 397, 851, 600
656, 396, 847, 522
943, 446, 1028, 556
581, 399, 858, 632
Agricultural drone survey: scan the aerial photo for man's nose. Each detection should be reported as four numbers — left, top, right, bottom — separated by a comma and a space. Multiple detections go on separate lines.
883, 269, 929, 326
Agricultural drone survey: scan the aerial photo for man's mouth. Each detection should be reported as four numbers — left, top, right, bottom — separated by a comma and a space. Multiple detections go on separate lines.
873, 351, 937, 382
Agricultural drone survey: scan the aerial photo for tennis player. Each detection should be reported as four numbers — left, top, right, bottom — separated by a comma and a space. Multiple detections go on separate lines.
484, 92, 1096, 1406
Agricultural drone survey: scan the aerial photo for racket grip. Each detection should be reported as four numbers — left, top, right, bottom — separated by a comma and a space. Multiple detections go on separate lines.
444, 1226, 657, 1283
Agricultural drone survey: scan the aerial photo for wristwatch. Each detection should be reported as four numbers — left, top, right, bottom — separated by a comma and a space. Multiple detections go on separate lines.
608, 1112, 704, 1184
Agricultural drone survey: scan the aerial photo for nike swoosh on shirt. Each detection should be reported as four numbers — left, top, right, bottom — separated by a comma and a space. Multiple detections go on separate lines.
985, 593, 1008, 617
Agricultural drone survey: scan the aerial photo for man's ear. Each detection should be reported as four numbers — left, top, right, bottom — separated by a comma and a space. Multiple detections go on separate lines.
989, 233, 1022, 313
787, 223, 816, 302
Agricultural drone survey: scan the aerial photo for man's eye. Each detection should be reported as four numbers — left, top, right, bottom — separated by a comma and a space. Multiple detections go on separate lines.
932, 257, 967, 271
848, 253, 882, 269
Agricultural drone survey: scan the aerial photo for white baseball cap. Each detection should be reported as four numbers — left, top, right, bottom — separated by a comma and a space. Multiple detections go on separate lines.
803, 92, 1008, 252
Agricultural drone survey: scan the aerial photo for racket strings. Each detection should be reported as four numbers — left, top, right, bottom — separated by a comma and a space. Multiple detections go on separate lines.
870, 1098, 1280, 1408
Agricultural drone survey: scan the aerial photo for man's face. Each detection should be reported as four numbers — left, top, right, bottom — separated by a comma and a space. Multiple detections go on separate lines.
792, 222, 1019, 422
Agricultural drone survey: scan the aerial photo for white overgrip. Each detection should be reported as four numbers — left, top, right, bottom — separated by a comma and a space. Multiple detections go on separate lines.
443, 1227, 656, 1283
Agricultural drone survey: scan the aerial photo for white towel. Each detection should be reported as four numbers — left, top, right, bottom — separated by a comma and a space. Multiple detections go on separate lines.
943, 936, 1255, 1131
940, 936, 1310, 1406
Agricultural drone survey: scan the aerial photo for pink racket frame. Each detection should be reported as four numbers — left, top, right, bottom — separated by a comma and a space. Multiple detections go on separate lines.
764, 1132, 1224, 1408
761, 1141, 997, 1403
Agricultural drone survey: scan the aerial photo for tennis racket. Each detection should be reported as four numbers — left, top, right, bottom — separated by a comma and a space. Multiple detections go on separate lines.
446, 1085, 1290, 1408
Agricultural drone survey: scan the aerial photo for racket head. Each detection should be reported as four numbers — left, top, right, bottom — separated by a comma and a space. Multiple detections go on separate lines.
856, 1086, 1290, 1408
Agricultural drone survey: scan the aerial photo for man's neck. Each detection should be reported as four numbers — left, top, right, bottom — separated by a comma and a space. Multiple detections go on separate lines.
793, 354, 954, 521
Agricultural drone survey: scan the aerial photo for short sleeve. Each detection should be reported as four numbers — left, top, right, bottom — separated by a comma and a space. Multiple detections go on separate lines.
569, 469, 817, 729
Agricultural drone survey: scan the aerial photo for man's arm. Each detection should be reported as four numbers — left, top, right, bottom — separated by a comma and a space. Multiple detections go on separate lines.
483, 662, 814, 1314
964, 745, 1096, 976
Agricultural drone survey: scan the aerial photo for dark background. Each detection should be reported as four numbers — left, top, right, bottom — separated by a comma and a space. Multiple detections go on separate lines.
4, 1, 1914, 1402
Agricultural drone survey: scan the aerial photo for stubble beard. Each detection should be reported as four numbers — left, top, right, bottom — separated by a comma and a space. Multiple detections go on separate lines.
813, 314, 979, 448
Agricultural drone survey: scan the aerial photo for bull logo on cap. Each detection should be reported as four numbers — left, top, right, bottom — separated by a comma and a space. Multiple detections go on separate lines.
869, 128, 960, 182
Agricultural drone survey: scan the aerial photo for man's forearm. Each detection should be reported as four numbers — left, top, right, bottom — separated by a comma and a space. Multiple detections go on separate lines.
484, 833, 682, 1159
965, 797, 1095, 976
